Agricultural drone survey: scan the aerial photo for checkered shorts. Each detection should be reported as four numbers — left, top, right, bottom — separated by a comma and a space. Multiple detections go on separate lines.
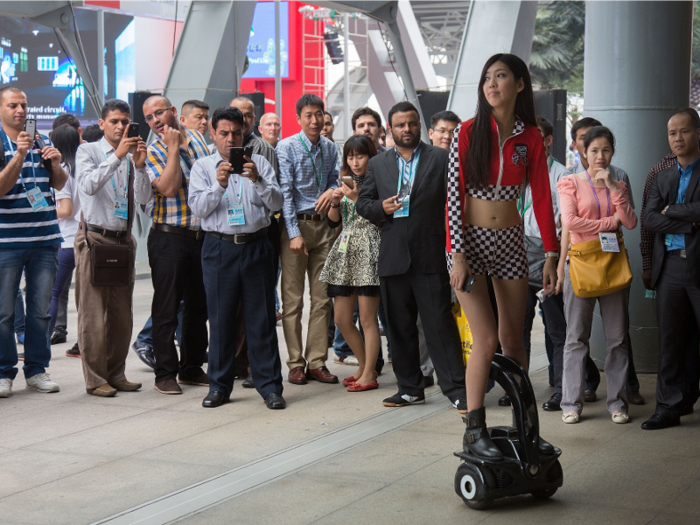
447, 223, 528, 280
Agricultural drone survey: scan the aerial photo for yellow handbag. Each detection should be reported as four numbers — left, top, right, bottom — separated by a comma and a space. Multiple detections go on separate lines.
567, 233, 632, 298
452, 302, 473, 365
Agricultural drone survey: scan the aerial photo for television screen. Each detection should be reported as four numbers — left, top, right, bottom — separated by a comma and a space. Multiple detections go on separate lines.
243, 1, 289, 79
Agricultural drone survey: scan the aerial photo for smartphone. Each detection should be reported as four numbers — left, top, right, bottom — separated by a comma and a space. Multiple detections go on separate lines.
341, 176, 354, 189
229, 146, 253, 174
23, 118, 52, 173
462, 275, 475, 293
396, 182, 411, 203
24, 118, 37, 141
127, 122, 140, 138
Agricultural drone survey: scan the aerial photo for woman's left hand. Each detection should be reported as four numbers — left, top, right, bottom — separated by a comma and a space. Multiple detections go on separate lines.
342, 182, 359, 202
542, 257, 558, 295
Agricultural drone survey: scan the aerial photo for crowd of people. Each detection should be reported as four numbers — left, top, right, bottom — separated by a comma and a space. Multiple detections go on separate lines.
1, 53, 699, 451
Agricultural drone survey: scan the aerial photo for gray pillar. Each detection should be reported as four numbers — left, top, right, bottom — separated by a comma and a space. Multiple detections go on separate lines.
583, 1, 692, 372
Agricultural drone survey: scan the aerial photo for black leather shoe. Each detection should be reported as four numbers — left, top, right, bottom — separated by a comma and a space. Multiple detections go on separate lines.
265, 392, 286, 409
463, 407, 503, 460
242, 374, 255, 389
132, 342, 155, 369
543, 393, 562, 411
202, 390, 229, 408
538, 437, 555, 455
498, 394, 510, 406
641, 413, 680, 430
423, 374, 435, 388
50, 331, 67, 345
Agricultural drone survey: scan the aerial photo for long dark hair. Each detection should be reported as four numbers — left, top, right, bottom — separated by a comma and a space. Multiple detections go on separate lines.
341, 134, 378, 178
467, 53, 537, 189
51, 125, 81, 177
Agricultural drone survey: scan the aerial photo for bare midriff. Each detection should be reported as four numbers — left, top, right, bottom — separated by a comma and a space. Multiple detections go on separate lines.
464, 196, 521, 230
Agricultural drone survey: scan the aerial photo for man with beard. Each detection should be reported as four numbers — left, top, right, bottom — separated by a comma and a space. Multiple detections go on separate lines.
356, 101, 465, 408
352, 107, 384, 153
139, 95, 210, 395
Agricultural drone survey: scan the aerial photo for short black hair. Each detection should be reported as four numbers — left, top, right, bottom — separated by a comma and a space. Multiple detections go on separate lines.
671, 107, 700, 130
82, 124, 104, 143
536, 116, 554, 138
52, 113, 81, 131
323, 110, 333, 120
101, 99, 130, 120
387, 101, 420, 128
295, 94, 324, 117
0, 86, 24, 103
571, 117, 602, 142
181, 99, 209, 114
211, 106, 244, 131
430, 110, 460, 130
351, 107, 382, 130
583, 126, 615, 154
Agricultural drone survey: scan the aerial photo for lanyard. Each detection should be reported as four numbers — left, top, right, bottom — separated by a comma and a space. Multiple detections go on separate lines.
343, 198, 355, 224
298, 133, 324, 191
548, 155, 554, 169
224, 174, 243, 205
100, 142, 129, 198
585, 169, 610, 220
517, 193, 532, 216
395, 147, 421, 193
6, 136, 38, 193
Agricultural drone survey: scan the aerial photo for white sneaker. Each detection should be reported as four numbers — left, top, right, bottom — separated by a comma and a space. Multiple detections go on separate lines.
562, 411, 580, 424
612, 411, 629, 424
26, 373, 60, 393
0, 378, 12, 398
333, 355, 359, 366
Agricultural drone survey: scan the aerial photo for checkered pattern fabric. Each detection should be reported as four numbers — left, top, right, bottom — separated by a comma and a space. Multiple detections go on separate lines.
466, 184, 521, 201
446, 123, 465, 253
446, 223, 528, 280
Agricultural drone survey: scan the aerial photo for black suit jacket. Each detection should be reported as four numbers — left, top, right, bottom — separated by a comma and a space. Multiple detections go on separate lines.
356, 143, 449, 277
643, 161, 700, 289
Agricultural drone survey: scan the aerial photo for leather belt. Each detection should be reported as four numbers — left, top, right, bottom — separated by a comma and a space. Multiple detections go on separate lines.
85, 224, 128, 238
207, 228, 268, 245
668, 249, 687, 259
297, 214, 323, 221
152, 223, 205, 240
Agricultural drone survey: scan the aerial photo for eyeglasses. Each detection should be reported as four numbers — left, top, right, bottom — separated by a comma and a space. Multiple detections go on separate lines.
433, 128, 455, 136
144, 108, 171, 122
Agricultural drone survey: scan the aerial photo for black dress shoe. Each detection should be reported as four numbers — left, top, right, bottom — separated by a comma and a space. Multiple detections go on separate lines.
242, 374, 255, 389
265, 392, 286, 409
423, 374, 435, 388
641, 413, 680, 430
50, 331, 67, 345
202, 390, 229, 408
543, 393, 562, 411
132, 342, 155, 369
498, 394, 511, 407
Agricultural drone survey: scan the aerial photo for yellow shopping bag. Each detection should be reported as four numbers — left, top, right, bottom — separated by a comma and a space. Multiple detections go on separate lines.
452, 302, 473, 365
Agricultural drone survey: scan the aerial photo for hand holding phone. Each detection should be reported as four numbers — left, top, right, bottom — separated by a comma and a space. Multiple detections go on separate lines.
341, 176, 354, 189
395, 182, 411, 203
127, 122, 140, 139
462, 275, 475, 293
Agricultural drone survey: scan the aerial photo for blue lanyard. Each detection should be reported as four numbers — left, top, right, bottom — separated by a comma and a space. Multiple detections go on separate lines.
298, 133, 324, 190
585, 169, 610, 220
6, 137, 37, 192
395, 147, 421, 193
224, 175, 243, 205
100, 142, 129, 198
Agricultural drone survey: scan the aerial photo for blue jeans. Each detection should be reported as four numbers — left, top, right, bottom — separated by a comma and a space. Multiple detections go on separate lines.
0, 245, 59, 380
14, 287, 25, 335
49, 248, 75, 335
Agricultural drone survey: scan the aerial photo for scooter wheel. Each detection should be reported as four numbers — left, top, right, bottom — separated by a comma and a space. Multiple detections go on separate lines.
454, 463, 493, 510
531, 487, 558, 499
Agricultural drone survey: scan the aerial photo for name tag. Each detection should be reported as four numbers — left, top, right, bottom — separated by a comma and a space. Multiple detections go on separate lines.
338, 232, 350, 253
599, 232, 619, 253
26, 187, 49, 212
113, 196, 128, 220
227, 203, 245, 226
393, 197, 410, 218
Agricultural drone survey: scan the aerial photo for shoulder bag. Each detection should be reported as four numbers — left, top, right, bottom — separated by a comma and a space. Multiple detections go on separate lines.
567, 232, 632, 298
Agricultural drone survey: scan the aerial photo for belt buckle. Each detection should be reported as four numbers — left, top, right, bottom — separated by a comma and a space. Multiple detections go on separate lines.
234, 234, 245, 245
680, 249, 686, 259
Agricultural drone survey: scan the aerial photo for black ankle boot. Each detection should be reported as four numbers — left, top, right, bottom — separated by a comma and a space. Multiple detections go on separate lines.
510, 408, 555, 455
463, 407, 503, 460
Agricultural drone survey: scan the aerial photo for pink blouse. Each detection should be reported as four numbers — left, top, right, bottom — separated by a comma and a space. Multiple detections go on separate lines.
557, 174, 637, 244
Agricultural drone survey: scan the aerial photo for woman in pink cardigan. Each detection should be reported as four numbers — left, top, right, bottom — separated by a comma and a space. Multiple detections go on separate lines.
556, 126, 637, 425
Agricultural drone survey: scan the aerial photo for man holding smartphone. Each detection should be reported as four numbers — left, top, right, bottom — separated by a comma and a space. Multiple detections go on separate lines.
139, 95, 211, 396
0, 86, 68, 399
189, 107, 285, 410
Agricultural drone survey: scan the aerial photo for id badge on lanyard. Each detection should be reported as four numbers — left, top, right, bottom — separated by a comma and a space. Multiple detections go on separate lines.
27, 186, 49, 211
393, 150, 420, 218
114, 196, 129, 220
599, 232, 620, 252
226, 177, 245, 226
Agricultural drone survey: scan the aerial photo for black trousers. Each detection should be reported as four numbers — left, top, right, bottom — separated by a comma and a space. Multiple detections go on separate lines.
202, 234, 282, 398
148, 228, 208, 382
380, 266, 465, 400
655, 252, 700, 416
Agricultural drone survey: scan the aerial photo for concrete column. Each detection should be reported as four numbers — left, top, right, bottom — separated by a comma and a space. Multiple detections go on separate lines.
583, 1, 692, 372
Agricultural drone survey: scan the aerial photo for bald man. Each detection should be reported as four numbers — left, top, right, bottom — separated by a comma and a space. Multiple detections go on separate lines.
259, 112, 281, 149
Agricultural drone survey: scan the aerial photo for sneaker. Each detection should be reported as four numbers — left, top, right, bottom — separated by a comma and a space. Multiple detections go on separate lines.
17, 353, 24, 361
16, 333, 24, 345
50, 331, 67, 345
612, 411, 629, 424
562, 411, 580, 424
26, 373, 60, 393
0, 378, 12, 398
382, 391, 425, 407
452, 397, 467, 413
132, 342, 155, 369
66, 343, 81, 358
333, 355, 359, 366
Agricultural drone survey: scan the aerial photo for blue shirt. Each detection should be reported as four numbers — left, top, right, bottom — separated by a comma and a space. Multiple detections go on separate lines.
665, 155, 700, 251
277, 131, 339, 239
0, 130, 62, 248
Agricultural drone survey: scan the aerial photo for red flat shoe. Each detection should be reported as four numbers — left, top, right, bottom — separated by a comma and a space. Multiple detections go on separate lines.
347, 380, 378, 392
342, 375, 358, 387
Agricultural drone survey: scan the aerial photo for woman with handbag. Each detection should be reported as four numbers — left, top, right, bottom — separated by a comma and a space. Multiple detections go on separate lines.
556, 126, 637, 424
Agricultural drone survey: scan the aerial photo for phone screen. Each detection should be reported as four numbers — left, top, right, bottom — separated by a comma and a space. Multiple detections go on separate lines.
396, 182, 411, 203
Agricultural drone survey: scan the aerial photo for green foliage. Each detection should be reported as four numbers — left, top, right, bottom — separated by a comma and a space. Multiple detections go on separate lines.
530, 1, 585, 94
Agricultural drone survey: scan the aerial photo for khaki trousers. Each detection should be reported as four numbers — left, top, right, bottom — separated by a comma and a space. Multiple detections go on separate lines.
74, 227, 136, 390
280, 220, 333, 370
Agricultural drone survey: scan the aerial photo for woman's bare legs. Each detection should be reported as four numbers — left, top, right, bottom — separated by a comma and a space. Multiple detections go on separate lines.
357, 295, 380, 385
333, 294, 364, 380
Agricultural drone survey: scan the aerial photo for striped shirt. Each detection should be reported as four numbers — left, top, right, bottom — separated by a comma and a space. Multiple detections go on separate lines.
0, 130, 62, 248
146, 128, 210, 229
